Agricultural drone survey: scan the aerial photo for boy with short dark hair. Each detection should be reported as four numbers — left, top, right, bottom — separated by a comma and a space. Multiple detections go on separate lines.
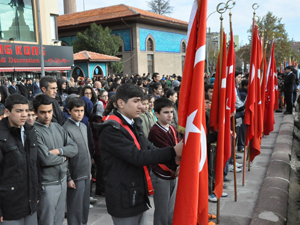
27, 101, 37, 125
0, 94, 40, 225
63, 97, 92, 225
98, 83, 183, 225
33, 94, 78, 225
148, 97, 180, 225
40, 76, 65, 125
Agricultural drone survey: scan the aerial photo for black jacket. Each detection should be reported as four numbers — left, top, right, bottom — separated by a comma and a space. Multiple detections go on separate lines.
0, 86, 8, 104
283, 73, 296, 93
17, 83, 29, 99
8, 85, 20, 94
98, 111, 176, 218
52, 98, 65, 126
0, 118, 40, 220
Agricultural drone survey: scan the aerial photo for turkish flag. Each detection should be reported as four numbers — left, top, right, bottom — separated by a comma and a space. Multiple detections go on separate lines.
264, 41, 275, 135
244, 25, 258, 146
210, 31, 227, 199
174, 0, 208, 224
249, 31, 262, 161
224, 31, 236, 166
261, 56, 268, 123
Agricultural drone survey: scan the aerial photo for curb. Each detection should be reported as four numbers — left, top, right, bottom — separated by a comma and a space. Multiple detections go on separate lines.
250, 115, 294, 225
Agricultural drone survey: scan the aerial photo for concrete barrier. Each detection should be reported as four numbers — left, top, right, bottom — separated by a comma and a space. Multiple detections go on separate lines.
250, 115, 294, 225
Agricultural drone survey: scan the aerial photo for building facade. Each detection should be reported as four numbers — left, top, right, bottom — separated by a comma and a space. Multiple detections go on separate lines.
71, 50, 120, 80
58, 4, 188, 76
0, 0, 73, 80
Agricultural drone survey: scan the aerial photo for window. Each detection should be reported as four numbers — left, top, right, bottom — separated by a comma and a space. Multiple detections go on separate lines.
50, 15, 58, 40
118, 45, 123, 52
72, 67, 84, 81
147, 54, 154, 74
147, 38, 154, 51
0, 0, 36, 42
93, 66, 103, 81
181, 42, 186, 53
93, 66, 103, 76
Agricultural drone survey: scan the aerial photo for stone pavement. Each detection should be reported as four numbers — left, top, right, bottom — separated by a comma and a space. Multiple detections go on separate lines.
63, 112, 285, 225
208, 112, 285, 225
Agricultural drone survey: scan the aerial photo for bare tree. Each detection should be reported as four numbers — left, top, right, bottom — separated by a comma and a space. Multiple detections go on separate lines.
148, 0, 173, 15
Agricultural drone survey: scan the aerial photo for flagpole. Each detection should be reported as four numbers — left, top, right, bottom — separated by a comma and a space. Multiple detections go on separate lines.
248, 8, 260, 173
216, 3, 226, 223
227, 0, 238, 202
243, 3, 259, 185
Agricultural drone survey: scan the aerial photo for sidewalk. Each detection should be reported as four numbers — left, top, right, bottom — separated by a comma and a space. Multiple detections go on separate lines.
63, 112, 285, 225
208, 112, 285, 225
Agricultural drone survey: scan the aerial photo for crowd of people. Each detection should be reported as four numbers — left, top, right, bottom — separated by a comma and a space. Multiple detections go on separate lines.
0, 65, 297, 225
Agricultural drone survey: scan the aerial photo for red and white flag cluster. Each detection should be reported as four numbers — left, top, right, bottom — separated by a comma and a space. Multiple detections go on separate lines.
244, 21, 279, 161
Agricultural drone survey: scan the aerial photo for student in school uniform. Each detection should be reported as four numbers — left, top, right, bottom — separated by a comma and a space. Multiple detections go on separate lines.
148, 97, 181, 225
63, 97, 92, 225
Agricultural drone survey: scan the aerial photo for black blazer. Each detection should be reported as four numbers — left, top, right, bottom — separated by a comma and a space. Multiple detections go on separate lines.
8, 86, 20, 94
283, 73, 296, 93
17, 83, 29, 98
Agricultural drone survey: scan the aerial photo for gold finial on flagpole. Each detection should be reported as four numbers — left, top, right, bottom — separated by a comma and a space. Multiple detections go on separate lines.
252, 3, 259, 21
226, 0, 236, 25
225, 0, 235, 23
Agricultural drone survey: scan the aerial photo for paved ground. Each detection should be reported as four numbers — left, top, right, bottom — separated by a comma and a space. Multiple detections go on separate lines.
208, 112, 284, 225
63, 112, 285, 225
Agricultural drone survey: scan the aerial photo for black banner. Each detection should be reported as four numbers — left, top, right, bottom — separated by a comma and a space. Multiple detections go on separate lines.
0, 43, 73, 67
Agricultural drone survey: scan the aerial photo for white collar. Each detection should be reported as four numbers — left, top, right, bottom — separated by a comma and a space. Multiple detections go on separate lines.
69, 118, 81, 127
156, 122, 169, 132
118, 111, 134, 126
21, 126, 25, 147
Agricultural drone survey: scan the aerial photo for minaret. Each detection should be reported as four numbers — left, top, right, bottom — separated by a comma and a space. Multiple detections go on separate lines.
64, 0, 77, 14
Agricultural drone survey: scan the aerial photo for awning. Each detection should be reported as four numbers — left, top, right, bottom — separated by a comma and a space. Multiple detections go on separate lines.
14, 67, 72, 72
0, 67, 14, 72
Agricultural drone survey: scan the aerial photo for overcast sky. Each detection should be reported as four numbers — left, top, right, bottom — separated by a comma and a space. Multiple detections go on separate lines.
58, 0, 300, 46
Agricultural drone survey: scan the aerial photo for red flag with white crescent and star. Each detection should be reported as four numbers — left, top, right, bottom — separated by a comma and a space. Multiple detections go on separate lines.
174, 0, 208, 224
244, 24, 258, 146
210, 30, 227, 199
224, 30, 236, 166
264, 41, 275, 135
249, 31, 262, 161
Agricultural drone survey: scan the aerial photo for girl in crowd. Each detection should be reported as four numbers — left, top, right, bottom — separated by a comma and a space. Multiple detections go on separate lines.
81, 86, 98, 106
98, 90, 109, 109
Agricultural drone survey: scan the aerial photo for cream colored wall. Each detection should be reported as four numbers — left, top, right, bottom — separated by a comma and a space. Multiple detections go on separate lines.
138, 52, 184, 76
39, 0, 59, 45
